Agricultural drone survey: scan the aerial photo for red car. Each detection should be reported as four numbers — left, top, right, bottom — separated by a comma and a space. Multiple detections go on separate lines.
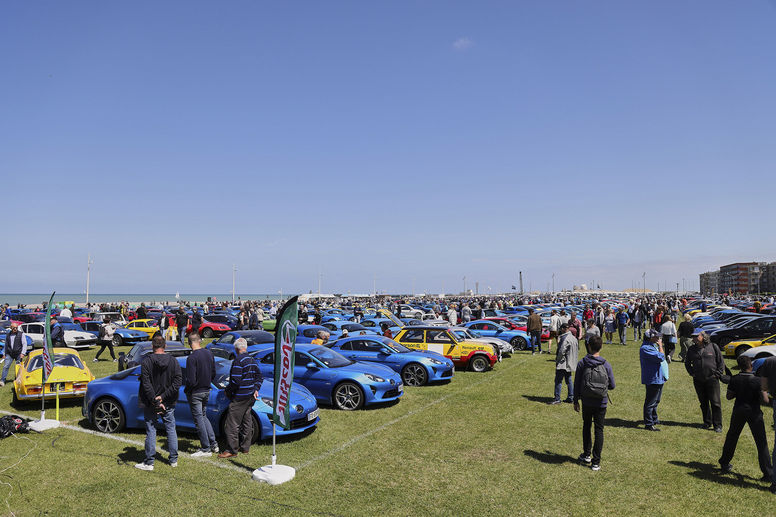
484, 317, 551, 342
187, 319, 231, 339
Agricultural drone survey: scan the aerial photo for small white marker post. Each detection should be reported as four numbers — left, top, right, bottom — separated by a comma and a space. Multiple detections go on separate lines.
252, 422, 295, 485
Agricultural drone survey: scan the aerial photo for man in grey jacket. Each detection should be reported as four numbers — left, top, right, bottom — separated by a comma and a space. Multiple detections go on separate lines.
551, 323, 578, 404
1, 322, 27, 386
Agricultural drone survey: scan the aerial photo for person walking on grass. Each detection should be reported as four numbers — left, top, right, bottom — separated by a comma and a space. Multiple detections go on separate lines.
616, 307, 630, 345
549, 310, 561, 354
603, 309, 615, 345
527, 308, 543, 354
550, 323, 577, 404
175, 308, 188, 345
677, 314, 694, 362
660, 314, 677, 363
685, 331, 724, 432
583, 318, 600, 355
94, 317, 117, 362
135, 336, 182, 471
574, 336, 615, 472
185, 332, 218, 457
218, 338, 261, 458
640, 329, 668, 431
719, 355, 772, 481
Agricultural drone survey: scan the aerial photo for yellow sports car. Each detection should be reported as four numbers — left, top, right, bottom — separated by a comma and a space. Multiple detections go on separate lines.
13, 348, 95, 403
124, 318, 161, 338
724, 334, 776, 358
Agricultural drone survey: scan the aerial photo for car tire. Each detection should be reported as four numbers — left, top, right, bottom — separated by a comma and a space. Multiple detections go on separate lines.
92, 397, 126, 433
202, 327, 214, 338
469, 354, 490, 373
11, 388, 19, 406
734, 345, 751, 358
112, 335, 123, 347
401, 363, 428, 386
332, 382, 364, 410
510, 336, 527, 351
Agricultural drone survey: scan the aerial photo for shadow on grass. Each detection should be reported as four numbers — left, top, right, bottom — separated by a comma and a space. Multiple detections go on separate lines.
523, 449, 578, 465
668, 460, 770, 491
603, 418, 640, 429
522, 395, 555, 404
118, 446, 146, 465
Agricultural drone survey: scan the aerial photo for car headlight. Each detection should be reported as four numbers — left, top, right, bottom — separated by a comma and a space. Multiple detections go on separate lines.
426, 358, 445, 365
364, 373, 385, 382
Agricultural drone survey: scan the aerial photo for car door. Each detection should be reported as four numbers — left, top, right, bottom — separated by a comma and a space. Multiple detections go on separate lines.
23, 323, 45, 347
426, 329, 457, 357
397, 329, 426, 352
294, 351, 331, 399
346, 340, 382, 364
175, 366, 195, 430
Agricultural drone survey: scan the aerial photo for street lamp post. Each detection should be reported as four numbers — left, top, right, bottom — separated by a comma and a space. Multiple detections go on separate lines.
86, 254, 93, 305
232, 264, 237, 303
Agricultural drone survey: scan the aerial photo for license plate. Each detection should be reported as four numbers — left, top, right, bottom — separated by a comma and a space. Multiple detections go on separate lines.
307, 408, 319, 421
49, 382, 65, 392
398, 384, 403, 393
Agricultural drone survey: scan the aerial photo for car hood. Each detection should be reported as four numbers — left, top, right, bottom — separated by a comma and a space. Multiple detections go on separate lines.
116, 329, 147, 338
343, 361, 401, 379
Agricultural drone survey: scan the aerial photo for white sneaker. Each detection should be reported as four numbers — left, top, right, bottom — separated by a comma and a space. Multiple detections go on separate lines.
190, 451, 211, 458
170, 461, 177, 468
93, 359, 99, 363
134, 463, 153, 471
591, 464, 601, 471
0, 381, 5, 387
212, 445, 220, 454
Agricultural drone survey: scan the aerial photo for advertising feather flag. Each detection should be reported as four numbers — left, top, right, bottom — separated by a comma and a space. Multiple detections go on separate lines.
273, 296, 298, 429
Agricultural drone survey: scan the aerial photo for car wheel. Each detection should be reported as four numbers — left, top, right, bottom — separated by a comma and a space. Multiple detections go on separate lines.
333, 382, 364, 410
11, 388, 19, 405
735, 345, 751, 358
469, 354, 490, 373
511, 336, 527, 351
202, 327, 214, 338
401, 363, 428, 386
92, 398, 126, 433
112, 335, 123, 347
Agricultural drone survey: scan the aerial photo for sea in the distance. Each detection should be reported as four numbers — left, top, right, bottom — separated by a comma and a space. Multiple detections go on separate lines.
0, 294, 285, 306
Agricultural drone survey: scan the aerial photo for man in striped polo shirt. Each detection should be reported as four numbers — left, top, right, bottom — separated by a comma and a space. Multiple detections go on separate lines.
218, 338, 262, 458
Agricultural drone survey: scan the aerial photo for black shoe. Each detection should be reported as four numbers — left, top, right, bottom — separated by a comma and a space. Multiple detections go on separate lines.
645, 425, 661, 432
770, 484, 776, 494
563, 398, 573, 403
703, 424, 712, 430
714, 427, 723, 433
760, 473, 771, 482
720, 463, 733, 473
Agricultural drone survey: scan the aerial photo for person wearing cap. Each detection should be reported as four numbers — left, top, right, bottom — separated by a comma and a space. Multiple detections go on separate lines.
1, 322, 28, 386
550, 323, 578, 404
340, 328, 349, 339
640, 329, 668, 431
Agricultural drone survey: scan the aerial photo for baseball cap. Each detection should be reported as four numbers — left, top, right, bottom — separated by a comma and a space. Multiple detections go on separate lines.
645, 329, 660, 339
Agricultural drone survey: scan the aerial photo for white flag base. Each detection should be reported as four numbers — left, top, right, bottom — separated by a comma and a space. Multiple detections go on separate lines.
29, 419, 60, 432
251, 464, 295, 485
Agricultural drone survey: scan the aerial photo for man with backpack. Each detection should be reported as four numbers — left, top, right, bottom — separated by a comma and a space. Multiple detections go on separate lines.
573, 335, 615, 472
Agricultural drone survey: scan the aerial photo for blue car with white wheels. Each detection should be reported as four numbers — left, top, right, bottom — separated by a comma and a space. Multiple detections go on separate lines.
82, 357, 320, 441
461, 320, 530, 351
80, 320, 149, 346
251, 344, 403, 410
328, 335, 454, 386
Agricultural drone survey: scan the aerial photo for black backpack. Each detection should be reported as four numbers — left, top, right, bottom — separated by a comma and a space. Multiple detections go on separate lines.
582, 362, 609, 400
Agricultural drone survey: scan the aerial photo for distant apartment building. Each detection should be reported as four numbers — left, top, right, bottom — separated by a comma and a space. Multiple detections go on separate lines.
760, 262, 776, 293
718, 262, 763, 294
699, 271, 719, 295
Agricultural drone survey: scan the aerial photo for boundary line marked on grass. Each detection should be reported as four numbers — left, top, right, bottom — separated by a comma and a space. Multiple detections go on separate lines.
294, 357, 529, 470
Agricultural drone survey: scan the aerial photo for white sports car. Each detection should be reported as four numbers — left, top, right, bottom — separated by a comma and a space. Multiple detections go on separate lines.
450, 327, 513, 357
20, 322, 98, 349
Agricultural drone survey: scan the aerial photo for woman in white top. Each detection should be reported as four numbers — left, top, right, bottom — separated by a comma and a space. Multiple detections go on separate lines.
660, 314, 677, 363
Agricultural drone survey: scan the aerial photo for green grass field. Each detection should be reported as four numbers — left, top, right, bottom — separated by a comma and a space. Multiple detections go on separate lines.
0, 333, 773, 517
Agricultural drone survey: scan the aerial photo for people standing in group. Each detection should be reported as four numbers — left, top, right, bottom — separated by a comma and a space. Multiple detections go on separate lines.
218, 338, 262, 458
640, 329, 668, 431
719, 355, 772, 481
660, 314, 678, 363
135, 336, 182, 471
574, 336, 615, 472
175, 308, 189, 345
1, 322, 27, 387
583, 318, 600, 355
527, 308, 543, 355
677, 314, 695, 363
94, 317, 117, 362
551, 323, 578, 404
685, 331, 724, 432
616, 307, 629, 345
549, 310, 561, 354
603, 309, 616, 345
185, 332, 218, 457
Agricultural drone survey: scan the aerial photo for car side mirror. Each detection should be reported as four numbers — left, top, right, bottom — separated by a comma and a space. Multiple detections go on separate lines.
306, 362, 317, 369
379, 349, 390, 355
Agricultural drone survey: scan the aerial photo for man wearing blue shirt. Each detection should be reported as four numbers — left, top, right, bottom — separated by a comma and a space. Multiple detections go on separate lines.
640, 329, 667, 431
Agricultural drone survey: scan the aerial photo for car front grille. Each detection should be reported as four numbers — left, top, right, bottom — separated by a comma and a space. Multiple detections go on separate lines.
383, 389, 400, 398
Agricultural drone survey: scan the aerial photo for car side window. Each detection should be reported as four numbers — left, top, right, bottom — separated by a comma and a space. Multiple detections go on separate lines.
339, 341, 353, 351
361, 320, 375, 328
260, 352, 274, 364
303, 329, 318, 338
427, 330, 453, 344
350, 340, 378, 352
482, 324, 492, 331
400, 330, 425, 343
295, 352, 311, 365
220, 334, 235, 345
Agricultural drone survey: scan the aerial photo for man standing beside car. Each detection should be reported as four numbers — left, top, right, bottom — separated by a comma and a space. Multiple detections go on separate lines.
218, 338, 262, 458
191, 307, 203, 336
527, 308, 543, 354
1, 322, 27, 386
175, 308, 189, 345
135, 336, 182, 471
185, 332, 218, 457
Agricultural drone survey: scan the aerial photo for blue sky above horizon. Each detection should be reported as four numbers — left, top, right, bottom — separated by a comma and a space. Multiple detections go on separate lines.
2, 1, 775, 295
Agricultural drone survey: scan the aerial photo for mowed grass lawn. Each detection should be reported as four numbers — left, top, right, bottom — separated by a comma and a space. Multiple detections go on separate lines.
0, 333, 773, 516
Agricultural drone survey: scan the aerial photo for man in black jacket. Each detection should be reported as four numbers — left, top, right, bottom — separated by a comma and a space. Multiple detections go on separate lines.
175, 308, 189, 345
191, 308, 202, 335
685, 331, 724, 432
1, 323, 27, 386
185, 332, 218, 457
135, 336, 182, 471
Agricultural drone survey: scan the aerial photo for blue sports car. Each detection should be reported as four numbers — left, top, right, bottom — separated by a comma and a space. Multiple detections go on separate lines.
358, 317, 401, 336
251, 344, 403, 410
461, 320, 530, 350
80, 320, 149, 346
320, 321, 379, 340
296, 325, 331, 344
82, 357, 320, 441
328, 335, 454, 386
207, 330, 274, 359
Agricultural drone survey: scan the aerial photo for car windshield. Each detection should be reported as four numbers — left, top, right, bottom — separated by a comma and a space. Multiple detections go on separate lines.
380, 338, 412, 353
308, 347, 352, 367
60, 323, 85, 332
27, 353, 84, 371
453, 329, 474, 339
343, 324, 367, 332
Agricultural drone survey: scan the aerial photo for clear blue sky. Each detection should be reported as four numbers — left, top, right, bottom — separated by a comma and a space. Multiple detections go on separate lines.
2, 1, 775, 295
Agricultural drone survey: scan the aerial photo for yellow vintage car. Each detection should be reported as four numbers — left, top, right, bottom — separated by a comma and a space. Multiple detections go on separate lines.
124, 318, 161, 339
724, 334, 776, 358
13, 348, 95, 403
392, 326, 498, 372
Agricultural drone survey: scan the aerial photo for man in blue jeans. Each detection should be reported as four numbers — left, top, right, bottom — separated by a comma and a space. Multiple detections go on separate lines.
526, 308, 543, 355
640, 329, 667, 431
616, 308, 630, 345
135, 336, 182, 471
758, 356, 776, 493
184, 332, 218, 457
551, 324, 577, 404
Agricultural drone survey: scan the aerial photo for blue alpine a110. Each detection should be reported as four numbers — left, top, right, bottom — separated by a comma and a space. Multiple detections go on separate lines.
327, 335, 454, 386
251, 344, 403, 410
82, 357, 320, 442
